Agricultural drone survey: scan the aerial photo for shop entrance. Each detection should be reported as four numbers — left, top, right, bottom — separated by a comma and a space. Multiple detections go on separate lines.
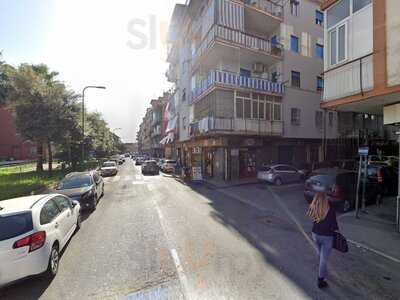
203, 149, 214, 178
239, 149, 256, 178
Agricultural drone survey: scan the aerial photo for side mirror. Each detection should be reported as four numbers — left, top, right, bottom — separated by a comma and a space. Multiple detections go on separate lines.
71, 200, 79, 208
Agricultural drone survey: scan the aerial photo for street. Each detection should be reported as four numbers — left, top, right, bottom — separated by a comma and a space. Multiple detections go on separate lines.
1, 159, 400, 300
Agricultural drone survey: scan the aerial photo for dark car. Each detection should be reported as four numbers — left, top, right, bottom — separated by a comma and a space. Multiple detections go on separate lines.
135, 157, 144, 165
142, 160, 159, 175
56, 171, 104, 211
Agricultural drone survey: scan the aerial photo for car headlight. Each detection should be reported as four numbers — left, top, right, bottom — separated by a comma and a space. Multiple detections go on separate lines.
82, 190, 94, 199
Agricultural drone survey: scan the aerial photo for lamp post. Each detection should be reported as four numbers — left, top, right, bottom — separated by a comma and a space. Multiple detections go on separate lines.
81, 86, 106, 162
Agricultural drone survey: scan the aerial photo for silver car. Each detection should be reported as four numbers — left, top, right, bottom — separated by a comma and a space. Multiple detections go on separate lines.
257, 164, 305, 186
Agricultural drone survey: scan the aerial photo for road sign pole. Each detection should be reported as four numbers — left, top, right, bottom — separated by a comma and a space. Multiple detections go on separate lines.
355, 155, 362, 219
397, 134, 400, 232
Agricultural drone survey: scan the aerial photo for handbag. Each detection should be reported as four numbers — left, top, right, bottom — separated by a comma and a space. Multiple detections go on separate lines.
333, 232, 349, 253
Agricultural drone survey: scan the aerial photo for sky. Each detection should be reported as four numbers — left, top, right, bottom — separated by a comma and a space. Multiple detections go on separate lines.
0, 0, 185, 142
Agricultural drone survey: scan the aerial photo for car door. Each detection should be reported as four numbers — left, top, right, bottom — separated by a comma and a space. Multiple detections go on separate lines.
40, 199, 62, 246
53, 196, 76, 246
287, 166, 301, 182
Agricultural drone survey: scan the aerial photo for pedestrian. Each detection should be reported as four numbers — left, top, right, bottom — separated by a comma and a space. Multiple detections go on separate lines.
307, 191, 339, 289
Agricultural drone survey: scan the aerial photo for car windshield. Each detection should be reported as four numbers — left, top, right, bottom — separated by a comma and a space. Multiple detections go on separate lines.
103, 162, 116, 167
0, 212, 33, 241
166, 160, 176, 164
58, 175, 92, 189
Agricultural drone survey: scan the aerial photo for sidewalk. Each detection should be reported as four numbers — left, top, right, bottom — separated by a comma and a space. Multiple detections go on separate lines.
202, 177, 260, 189
338, 197, 400, 262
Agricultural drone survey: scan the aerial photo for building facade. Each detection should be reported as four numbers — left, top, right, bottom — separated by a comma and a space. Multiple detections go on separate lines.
0, 106, 37, 161
167, 0, 336, 181
321, 0, 400, 157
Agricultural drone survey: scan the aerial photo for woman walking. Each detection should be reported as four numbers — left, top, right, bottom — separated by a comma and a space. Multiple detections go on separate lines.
308, 191, 339, 289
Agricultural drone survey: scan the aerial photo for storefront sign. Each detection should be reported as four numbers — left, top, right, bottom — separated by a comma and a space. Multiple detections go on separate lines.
192, 147, 201, 154
358, 147, 369, 156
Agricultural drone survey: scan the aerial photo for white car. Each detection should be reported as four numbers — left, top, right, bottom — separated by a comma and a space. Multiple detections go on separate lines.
100, 161, 118, 177
162, 160, 176, 173
0, 194, 81, 287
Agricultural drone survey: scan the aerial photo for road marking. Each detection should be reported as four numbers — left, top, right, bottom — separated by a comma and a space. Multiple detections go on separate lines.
132, 181, 145, 185
154, 202, 190, 299
136, 175, 143, 180
346, 239, 400, 264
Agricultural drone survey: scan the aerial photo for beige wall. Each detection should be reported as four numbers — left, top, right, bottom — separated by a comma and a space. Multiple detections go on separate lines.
386, 0, 400, 87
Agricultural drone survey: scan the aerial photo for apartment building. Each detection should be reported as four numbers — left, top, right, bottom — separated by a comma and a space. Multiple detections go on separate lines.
321, 0, 400, 156
167, 0, 336, 181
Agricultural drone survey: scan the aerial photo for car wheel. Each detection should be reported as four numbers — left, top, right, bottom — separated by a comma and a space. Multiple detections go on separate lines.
274, 178, 283, 186
46, 244, 60, 278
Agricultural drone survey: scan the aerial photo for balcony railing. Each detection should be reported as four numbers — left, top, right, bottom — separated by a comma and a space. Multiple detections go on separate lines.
190, 117, 283, 137
323, 53, 374, 102
191, 70, 284, 101
193, 24, 282, 65
242, 0, 284, 18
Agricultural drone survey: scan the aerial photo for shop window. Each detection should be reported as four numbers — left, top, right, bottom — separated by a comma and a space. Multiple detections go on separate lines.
259, 101, 265, 119
265, 102, 272, 121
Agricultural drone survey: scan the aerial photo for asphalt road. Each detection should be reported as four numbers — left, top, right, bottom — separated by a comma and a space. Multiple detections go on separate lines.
1, 160, 399, 299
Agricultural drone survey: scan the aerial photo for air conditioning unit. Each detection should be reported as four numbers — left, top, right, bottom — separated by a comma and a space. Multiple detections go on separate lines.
252, 63, 264, 74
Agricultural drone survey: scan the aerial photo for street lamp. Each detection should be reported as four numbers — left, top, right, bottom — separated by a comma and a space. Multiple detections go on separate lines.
81, 86, 106, 162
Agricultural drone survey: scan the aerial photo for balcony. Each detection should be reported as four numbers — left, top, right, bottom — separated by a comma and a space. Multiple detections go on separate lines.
190, 116, 283, 137
191, 70, 284, 102
192, 24, 282, 70
323, 54, 374, 102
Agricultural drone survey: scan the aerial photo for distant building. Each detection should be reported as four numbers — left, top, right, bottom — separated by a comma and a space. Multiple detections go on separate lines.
124, 143, 138, 153
0, 106, 37, 161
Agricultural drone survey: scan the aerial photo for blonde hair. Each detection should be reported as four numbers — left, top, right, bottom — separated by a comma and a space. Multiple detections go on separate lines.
308, 192, 330, 223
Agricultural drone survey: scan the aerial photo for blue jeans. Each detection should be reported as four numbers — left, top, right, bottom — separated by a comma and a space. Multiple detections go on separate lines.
312, 233, 333, 279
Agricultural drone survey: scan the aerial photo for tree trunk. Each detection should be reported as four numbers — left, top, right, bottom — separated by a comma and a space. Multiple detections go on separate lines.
36, 143, 44, 172
47, 140, 53, 173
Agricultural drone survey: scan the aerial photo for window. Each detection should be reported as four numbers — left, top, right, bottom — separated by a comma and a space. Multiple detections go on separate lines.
54, 196, 72, 212
271, 72, 278, 83
353, 0, 371, 13
0, 212, 33, 241
316, 44, 324, 59
252, 101, 258, 119
182, 88, 186, 102
291, 71, 301, 88
328, 112, 334, 127
327, 0, 350, 28
240, 68, 251, 78
236, 98, 244, 118
182, 117, 187, 129
290, 0, 299, 16
329, 23, 346, 65
244, 99, 251, 119
316, 10, 324, 26
317, 76, 324, 91
40, 200, 61, 225
315, 111, 323, 129
291, 108, 301, 126
273, 104, 282, 121
290, 35, 299, 53
265, 102, 272, 121
271, 35, 278, 48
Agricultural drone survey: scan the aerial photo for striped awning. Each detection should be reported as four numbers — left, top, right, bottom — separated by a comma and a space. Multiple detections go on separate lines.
217, 0, 244, 31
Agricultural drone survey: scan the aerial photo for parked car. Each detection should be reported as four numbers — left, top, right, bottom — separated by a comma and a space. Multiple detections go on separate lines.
100, 161, 118, 177
142, 160, 159, 175
162, 160, 176, 173
257, 164, 305, 185
135, 157, 145, 165
304, 168, 357, 212
56, 171, 104, 211
0, 194, 81, 287
304, 165, 396, 212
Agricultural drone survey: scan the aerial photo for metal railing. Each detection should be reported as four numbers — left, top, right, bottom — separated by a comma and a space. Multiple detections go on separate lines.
193, 24, 282, 65
190, 116, 283, 136
242, 0, 284, 18
191, 69, 284, 101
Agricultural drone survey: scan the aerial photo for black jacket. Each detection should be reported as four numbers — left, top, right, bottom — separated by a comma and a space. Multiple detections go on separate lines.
312, 207, 339, 236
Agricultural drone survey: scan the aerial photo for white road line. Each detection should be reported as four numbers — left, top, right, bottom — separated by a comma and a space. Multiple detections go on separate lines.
132, 181, 145, 185
347, 239, 400, 264
154, 201, 190, 299
135, 175, 143, 181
